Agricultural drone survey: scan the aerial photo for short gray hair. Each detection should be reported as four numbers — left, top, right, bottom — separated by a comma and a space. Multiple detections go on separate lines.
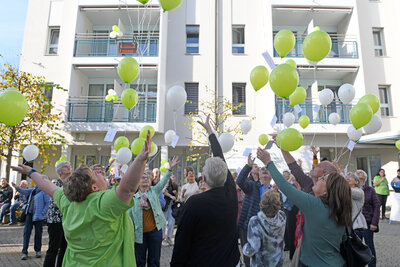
203, 157, 227, 188
20, 180, 28, 186
56, 161, 70, 174
346, 172, 361, 187
355, 170, 368, 180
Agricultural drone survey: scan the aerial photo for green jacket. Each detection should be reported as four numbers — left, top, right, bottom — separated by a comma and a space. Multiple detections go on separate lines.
373, 175, 389, 195
128, 171, 171, 244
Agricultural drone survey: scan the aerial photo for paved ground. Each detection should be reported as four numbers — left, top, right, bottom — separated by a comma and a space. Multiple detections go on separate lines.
1, 219, 399, 266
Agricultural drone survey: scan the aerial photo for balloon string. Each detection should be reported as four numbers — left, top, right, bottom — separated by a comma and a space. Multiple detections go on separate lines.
345, 150, 352, 174
310, 132, 316, 147
173, 111, 177, 132
336, 139, 350, 162
147, 149, 161, 164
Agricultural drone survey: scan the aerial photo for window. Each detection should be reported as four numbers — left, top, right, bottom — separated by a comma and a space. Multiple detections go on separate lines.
373, 28, 385, 56
44, 83, 54, 102
232, 25, 245, 54
186, 25, 199, 54
74, 155, 96, 169
232, 83, 246, 115
47, 27, 60, 55
184, 83, 199, 115
379, 85, 392, 116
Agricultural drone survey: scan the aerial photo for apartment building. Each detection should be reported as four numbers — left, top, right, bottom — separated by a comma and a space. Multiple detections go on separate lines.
12, 0, 399, 186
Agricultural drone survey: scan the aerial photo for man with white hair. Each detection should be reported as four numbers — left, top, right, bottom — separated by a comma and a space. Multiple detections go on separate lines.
43, 161, 72, 267
171, 115, 240, 266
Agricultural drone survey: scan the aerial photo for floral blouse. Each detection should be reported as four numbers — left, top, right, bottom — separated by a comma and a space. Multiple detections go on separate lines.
46, 179, 63, 223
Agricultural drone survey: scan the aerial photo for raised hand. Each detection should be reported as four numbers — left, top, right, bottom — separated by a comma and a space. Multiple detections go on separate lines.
197, 114, 213, 135
257, 148, 271, 166
168, 156, 180, 170
311, 146, 319, 156
247, 153, 255, 166
11, 164, 32, 175
11, 182, 17, 188
137, 130, 152, 161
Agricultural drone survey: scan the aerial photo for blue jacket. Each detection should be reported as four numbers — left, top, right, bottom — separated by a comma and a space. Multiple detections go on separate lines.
17, 186, 50, 222
237, 164, 261, 230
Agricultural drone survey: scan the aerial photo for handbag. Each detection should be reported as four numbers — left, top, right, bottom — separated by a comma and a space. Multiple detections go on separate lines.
340, 208, 374, 267
171, 201, 183, 219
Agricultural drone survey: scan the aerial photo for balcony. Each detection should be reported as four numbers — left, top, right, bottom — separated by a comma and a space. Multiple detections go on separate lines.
74, 33, 159, 57
273, 37, 358, 59
67, 97, 156, 123
275, 102, 352, 124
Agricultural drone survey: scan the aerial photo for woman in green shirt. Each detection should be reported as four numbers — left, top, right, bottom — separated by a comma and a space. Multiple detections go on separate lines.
257, 148, 352, 267
373, 168, 390, 220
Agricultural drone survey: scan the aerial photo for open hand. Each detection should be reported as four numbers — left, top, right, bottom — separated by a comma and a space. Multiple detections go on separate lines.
197, 114, 213, 135
11, 182, 17, 188
137, 130, 152, 161
257, 148, 271, 166
247, 153, 255, 166
168, 156, 180, 170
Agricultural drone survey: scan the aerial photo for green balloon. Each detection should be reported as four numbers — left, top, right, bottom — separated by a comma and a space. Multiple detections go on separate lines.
302, 29, 332, 62
112, 25, 120, 32
259, 134, 269, 146
55, 156, 67, 166
121, 89, 138, 110
299, 115, 310, 129
0, 87, 29, 126
114, 136, 130, 152
276, 128, 303, 152
285, 59, 297, 69
396, 140, 400, 150
274, 30, 295, 58
350, 103, 373, 129
109, 157, 115, 163
112, 95, 119, 101
250, 65, 269, 91
160, 166, 167, 173
137, 0, 150, 3
151, 142, 155, 153
131, 138, 146, 155
269, 64, 299, 98
117, 57, 139, 83
289, 87, 307, 106
139, 125, 155, 138
358, 94, 380, 114
159, 0, 183, 11
105, 95, 113, 101
161, 159, 168, 165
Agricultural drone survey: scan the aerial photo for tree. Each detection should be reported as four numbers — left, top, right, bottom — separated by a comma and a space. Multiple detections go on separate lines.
0, 63, 66, 181
183, 86, 253, 161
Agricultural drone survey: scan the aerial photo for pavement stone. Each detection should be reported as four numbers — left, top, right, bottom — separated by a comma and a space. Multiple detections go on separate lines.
1, 219, 399, 266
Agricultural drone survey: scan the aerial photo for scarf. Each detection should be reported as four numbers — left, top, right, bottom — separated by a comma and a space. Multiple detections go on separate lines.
139, 191, 150, 210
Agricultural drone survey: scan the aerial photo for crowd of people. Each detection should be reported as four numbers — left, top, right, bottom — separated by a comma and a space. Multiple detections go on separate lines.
0, 117, 399, 266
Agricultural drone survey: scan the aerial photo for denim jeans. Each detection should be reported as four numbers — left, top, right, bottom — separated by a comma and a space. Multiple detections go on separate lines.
163, 202, 175, 239
0, 202, 11, 222
9, 201, 22, 223
22, 213, 43, 254
355, 223, 377, 267
134, 228, 162, 267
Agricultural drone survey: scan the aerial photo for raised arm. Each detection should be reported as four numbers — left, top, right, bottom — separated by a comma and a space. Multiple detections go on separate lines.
198, 115, 224, 161
117, 130, 151, 205
236, 154, 256, 194
154, 156, 180, 195
10, 167, 59, 198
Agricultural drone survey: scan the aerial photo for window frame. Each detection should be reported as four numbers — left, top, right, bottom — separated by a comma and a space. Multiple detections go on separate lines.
372, 28, 385, 56
378, 85, 392, 116
186, 25, 200, 54
232, 83, 246, 115
47, 27, 60, 55
232, 25, 245, 54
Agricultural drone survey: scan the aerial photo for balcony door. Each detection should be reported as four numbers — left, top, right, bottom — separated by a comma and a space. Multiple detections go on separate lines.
88, 84, 113, 122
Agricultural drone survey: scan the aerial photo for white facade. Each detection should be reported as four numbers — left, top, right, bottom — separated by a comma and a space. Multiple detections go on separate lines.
15, 0, 399, 185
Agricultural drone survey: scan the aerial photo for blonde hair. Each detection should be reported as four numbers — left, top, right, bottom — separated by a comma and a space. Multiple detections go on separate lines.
260, 190, 281, 218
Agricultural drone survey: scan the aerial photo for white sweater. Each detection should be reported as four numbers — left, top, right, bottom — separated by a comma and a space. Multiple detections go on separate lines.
351, 187, 368, 230
180, 182, 199, 202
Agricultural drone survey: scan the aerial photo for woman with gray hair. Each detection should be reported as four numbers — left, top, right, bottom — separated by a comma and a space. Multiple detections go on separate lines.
346, 172, 367, 232
355, 170, 380, 267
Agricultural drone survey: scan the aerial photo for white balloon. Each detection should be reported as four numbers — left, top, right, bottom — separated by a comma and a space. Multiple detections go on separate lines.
363, 114, 382, 134
23, 145, 39, 162
164, 130, 176, 145
347, 125, 363, 141
149, 144, 158, 157
167, 86, 187, 111
117, 31, 123, 38
283, 112, 295, 127
108, 89, 116, 96
218, 133, 235, 153
116, 147, 132, 165
240, 120, 252, 134
328, 113, 341, 125
319, 89, 334, 106
164, 162, 170, 170
338, 84, 355, 104
109, 31, 117, 38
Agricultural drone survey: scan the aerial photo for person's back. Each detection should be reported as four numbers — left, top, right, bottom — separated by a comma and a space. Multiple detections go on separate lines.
54, 187, 135, 266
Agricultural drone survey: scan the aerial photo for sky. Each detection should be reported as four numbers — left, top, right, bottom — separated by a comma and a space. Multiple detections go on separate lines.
0, 0, 29, 67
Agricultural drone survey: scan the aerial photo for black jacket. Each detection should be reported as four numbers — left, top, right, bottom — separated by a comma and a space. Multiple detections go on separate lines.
171, 133, 240, 267
0, 184, 13, 204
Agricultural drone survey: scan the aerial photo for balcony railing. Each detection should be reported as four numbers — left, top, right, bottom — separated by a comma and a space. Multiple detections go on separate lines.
275, 102, 352, 124
273, 39, 358, 59
74, 33, 159, 57
67, 101, 156, 123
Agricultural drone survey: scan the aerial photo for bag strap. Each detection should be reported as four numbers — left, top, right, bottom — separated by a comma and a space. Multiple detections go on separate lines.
352, 207, 363, 224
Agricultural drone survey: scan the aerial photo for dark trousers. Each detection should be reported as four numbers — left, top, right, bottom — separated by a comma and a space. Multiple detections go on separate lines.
22, 213, 43, 254
43, 222, 67, 267
355, 223, 377, 267
288, 206, 299, 260
134, 228, 162, 267
377, 194, 388, 218
238, 227, 250, 267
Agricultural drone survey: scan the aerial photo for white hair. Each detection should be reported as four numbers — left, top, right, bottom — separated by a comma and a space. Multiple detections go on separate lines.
20, 180, 28, 186
56, 161, 70, 174
203, 157, 227, 188
355, 170, 368, 180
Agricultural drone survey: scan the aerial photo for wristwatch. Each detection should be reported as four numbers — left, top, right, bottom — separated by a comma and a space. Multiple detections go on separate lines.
28, 168, 38, 178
